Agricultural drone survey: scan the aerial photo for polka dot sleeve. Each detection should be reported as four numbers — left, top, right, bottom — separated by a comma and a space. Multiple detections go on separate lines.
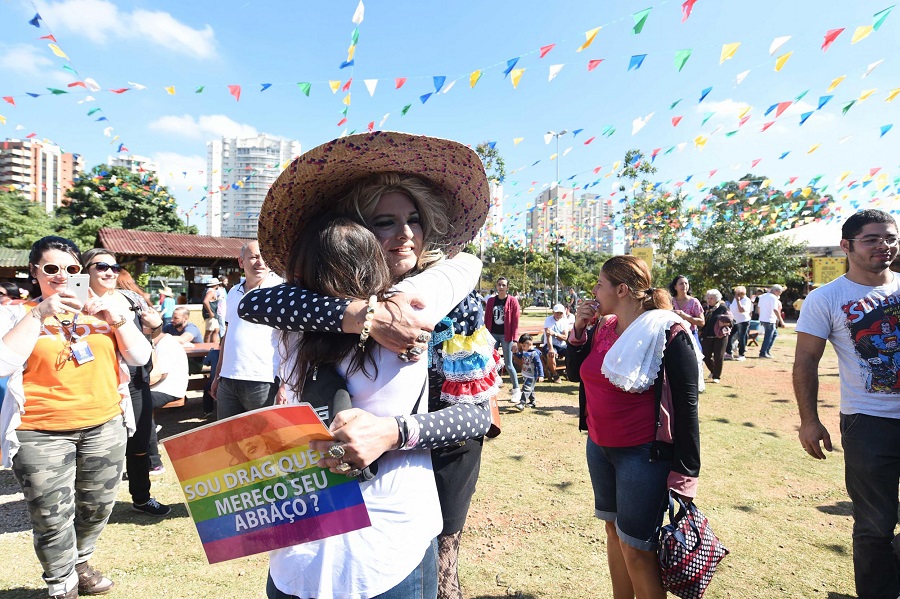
409, 402, 492, 450
237, 283, 352, 332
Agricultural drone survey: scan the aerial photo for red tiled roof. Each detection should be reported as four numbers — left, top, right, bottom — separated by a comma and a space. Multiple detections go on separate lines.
96, 228, 247, 264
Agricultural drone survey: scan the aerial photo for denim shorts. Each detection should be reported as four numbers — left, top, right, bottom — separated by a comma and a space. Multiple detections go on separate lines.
586, 437, 671, 551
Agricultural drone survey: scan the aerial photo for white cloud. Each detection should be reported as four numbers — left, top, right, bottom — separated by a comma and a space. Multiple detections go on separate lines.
34, 0, 216, 59
153, 152, 207, 187
0, 44, 53, 73
148, 114, 258, 140
694, 99, 755, 119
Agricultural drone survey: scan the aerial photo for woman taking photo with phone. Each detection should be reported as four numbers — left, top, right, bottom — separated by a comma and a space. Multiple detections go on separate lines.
567, 256, 703, 598
0, 236, 151, 599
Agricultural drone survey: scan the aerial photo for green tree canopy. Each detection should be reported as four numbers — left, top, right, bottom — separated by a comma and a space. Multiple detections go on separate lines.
474, 142, 507, 183
0, 190, 59, 249
57, 165, 196, 249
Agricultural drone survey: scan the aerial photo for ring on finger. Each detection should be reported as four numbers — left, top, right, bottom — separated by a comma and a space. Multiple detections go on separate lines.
345, 469, 362, 478
407, 345, 425, 357
415, 332, 431, 343
335, 462, 352, 473
327, 444, 346, 460
398, 352, 410, 362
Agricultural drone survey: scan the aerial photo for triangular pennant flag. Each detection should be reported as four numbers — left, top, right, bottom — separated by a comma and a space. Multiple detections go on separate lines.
297, 82, 311, 96
719, 42, 740, 64
339, 60, 354, 69
886, 88, 900, 102
880, 124, 893, 137
774, 52, 792, 72
693, 135, 707, 149
514, 137, 524, 145
699, 87, 712, 103
701, 112, 714, 125
842, 100, 856, 115
503, 58, 519, 77
628, 54, 646, 70
420, 92, 432, 104
352, 0, 365, 24
401, 103, 411, 116
682, 0, 697, 22
539, 44, 555, 58
808, 144, 821, 154
469, 70, 482, 88
164, 86, 175, 95
852, 25, 874, 43
761, 121, 775, 132
769, 36, 791, 55
336, 118, 348, 127
364, 79, 378, 96
822, 28, 844, 51
736, 70, 750, 85
859, 89, 876, 102
194, 86, 204, 93
260, 83, 272, 92
826, 75, 846, 92
350, 28, 360, 46
440, 79, 456, 94
863, 59, 884, 78
587, 59, 603, 71
577, 27, 601, 52
342, 78, 352, 92
873, 5, 894, 29
329, 80, 341, 94
39, 34, 56, 43
632, 8, 651, 34
548, 64, 564, 81
395, 77, 407, 89
632, 112, 653, 134
47, 88, 67, 95
510, 68, 525, 89
752, 158, 762, 168
29, 13, 41, 27
48, 44, 69, 59
2, 96, 14, 106
670, 99, 682, 109
227, 85, 241, 101
674, 49, 692, 72
799, 112, 813, 125
433, 76, 446, 92
672, 116, 683, 126
342, 94, 351, 106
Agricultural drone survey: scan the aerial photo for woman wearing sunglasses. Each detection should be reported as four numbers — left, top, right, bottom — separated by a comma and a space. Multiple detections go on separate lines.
0, 236, 151, 599
83, 248, 170, 518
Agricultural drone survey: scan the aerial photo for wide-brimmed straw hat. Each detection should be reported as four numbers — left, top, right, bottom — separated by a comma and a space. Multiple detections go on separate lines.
258, 131, 490, 275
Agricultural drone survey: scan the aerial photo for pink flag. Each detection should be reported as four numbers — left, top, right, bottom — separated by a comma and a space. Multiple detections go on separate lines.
775, 101, 792, 117
752, 158, 761, 167
672, 116, 683, 126
3, 96, 15, 106
584, 136, 596, 144
682, 0, 698, 22
587, 59, 603, 71
395, 78, 406, 89
228, 85, 241, 101
337, 118, 348, 126
822, 28, 844, 51
539, 44, 556, 58
739, 116, 751, 127
738, 181, 750, 190
761, 121, 775, 132
342, 78, 352, 92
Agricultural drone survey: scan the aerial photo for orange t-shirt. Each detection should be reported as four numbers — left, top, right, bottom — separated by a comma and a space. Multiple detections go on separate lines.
18, 303, 124, 431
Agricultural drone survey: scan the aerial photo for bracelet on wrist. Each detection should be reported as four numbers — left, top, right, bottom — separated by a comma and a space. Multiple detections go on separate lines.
358, 295, 378, 348
394, 415, 409, 449
110, 317, 129, 330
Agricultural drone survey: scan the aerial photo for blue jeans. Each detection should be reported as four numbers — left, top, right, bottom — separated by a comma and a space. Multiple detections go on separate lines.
491, 332, 518, 390
759, 321, 778, 356
216, 377, 278, 420
841, 413, 900, 599
266, 538, 438, 599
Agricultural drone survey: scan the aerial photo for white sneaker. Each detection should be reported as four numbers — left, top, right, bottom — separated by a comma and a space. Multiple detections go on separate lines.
735, 355, 746, 361
510, 389, 522, 404
711, 378, 720, 384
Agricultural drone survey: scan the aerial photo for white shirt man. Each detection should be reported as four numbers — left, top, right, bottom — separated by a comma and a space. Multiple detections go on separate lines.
727, 286, 753, 360
794, 209, 900, 598
542, 304, 571, 382
756, 284, 784, 358
149, 333, 189, 406
212, 240, 284, 420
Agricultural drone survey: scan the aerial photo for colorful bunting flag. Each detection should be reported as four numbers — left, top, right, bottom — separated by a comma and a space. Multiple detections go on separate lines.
699, 87, 712, 103
548, 64, 564, 81
769, 36, 791, 55
420, 93, 432, 104
260, 83, 272, 92
851, 25, 874, 43
736, 70, 750, 85
880, 124, 893, 137
886, 88, 900, 102
672, 116, 683, 126
433, 76, 446, 92
539, 44, 555, 58
842, 100, 856, 115
342, 78, 352, 92
719, 43, 740, 64
364, 79, 378, 96
395, 78, 406, 89
682, 0, 698, 22
799, 112, 813, 125
297, 82, 311, 96
863, 59, 884, 78
227, 85, 241, 102
29, 13, 41, 27
577, 27, 601, 52
195, 86, 204, 93
873, 5, 894, 30
822, 28, 844, 51
826, 75, 846, 92
774, 52, 792, 72
674, 49, 692, 72
401, 103, 411, 115
628, 55, 646, 70
352, 0, 365, 24
808, 144, 821, 154
2, 97, 14, 106
48, 44, 69, 60
859, 89, 876, 102
510, 69, 525, 89
632, 8, 651, 34
469, 71, 482, 88
587, 59, 603, 71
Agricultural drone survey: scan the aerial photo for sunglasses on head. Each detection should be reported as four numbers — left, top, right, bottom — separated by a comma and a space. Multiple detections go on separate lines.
40, 263, 82, 276
88, 262, 123, 274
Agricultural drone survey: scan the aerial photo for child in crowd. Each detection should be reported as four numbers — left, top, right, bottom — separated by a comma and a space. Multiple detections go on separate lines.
513, 333, 544, 410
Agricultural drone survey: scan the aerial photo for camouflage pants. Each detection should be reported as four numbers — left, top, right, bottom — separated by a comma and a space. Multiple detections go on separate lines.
12, 416, 127, 596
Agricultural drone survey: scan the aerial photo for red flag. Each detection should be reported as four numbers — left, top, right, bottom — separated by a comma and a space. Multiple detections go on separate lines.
587, 59, 603, 71
775, 101, 792, 117
739, 116, 751, 127
342, 78, 352, 92
738, 181, 750, 190
671, 116, 683, 126
584, 136, 595, 145
39, 34, 56, 42
761, 121, 775, 131
228, 84, 241, 101
870, 167, 881, 176
789, 176, 798, 184
822, 28, 844, 51
2, 96, 14, 106
539, 44, 555, 58
109, 88, 130, 94
67, 81, 86, 88
751, 158, 761, 168
367, 121, 375, 132
25, 132, 36, 138
682, 0, 698, 22
709, 169, 717, 177
337, 117, 348, 126
593, 166, 602, 173
395, 77, 406, 89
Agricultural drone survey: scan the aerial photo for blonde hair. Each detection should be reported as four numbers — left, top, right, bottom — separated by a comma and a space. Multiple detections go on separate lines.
336, 172, 451, 273
601, 255, 672, 311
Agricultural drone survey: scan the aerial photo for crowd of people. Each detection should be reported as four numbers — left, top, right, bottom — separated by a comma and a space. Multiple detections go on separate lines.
0, 127, 896, 599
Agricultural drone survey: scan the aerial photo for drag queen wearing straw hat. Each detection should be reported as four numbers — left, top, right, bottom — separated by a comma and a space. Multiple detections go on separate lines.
240, 131, 500, 599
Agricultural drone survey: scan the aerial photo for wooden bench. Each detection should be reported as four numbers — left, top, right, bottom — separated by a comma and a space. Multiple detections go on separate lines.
519, 329, 568, 380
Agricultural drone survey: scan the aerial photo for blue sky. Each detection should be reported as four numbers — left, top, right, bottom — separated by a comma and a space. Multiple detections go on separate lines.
1, 0, 898, 239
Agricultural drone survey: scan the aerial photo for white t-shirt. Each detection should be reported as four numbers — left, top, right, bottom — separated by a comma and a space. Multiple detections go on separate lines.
150, 334, 189, 399
796, 273, 900, 418
729, 296, 752, 324
756, 292, 780, 323
220, 273, 283, 382
543, 314, 571, 348
269, 254, 481, 599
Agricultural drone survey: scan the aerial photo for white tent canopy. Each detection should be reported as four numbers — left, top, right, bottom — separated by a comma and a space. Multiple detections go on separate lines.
766, 220, 844, 256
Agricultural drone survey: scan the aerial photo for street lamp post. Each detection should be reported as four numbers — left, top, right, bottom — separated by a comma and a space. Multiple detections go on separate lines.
547, 129, 568, 305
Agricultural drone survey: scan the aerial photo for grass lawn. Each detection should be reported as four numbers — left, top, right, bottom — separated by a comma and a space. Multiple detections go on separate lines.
0, 325, 857, 598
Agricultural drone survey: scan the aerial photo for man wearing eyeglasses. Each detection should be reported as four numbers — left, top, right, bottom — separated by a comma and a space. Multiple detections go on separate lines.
794, 209, 900, 599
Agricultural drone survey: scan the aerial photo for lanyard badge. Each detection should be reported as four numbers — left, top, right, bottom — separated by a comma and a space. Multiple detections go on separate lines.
55, 314, 95, 364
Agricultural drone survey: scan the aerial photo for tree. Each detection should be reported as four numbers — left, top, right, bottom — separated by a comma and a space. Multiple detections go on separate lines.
474, 142, 506, 183
0, 190, 59, 248
617, 149, 659, 253
57, 165, 196, 249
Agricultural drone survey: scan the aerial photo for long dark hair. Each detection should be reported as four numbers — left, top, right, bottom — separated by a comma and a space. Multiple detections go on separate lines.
29, 236, 81, 268
281, 214, 394, 395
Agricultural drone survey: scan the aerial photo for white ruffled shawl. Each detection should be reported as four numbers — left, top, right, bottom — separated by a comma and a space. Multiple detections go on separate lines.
601, 309, 705, 393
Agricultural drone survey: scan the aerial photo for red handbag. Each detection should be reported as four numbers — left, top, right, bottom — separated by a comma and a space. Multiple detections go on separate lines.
658, 492, 729, 598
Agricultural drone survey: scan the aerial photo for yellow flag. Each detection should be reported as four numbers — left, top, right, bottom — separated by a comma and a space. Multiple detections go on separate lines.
48, 43, 69, 59
513, 137, 524, 145
0, 115, 5, 125
738, 106, 751, 119
164, 86, 176, 95
826, 75, 845, 92
469, 70, 482, 88
774, 51, 792, 72
612, 161, 621, 171
719, 42, 740, 64
549, 153, 558, 161
839, 171, 851, 182
347, 45, 356, 61
808, 144, 820, 154
510, 68, 525, 89
851, 25, 873, 44
577, 27, 601, 52
761, 179, 771, 188
726, 193, 735, 200
329, 80, 341, 94
886, 88, 900, 102
859, 89, 876, 101
343, 94, 351, 105
693, 135, 707, 149
801, 188, 812, 198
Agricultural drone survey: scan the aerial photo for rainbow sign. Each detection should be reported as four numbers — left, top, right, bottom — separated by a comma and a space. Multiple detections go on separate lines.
163, 404, 371, 563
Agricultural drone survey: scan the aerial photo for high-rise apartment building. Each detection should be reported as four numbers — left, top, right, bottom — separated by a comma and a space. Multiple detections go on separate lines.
526, 187, 615, 253
0, 139, 83, 212
206, 134, 301, 238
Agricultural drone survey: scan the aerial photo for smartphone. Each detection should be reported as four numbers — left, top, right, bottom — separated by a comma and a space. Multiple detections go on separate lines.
66, 274, 90, 305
